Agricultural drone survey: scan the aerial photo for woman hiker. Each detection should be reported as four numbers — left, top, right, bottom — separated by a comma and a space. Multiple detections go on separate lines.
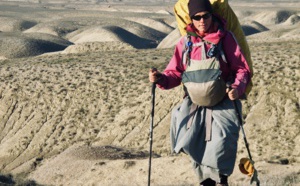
148, 0, 251, 185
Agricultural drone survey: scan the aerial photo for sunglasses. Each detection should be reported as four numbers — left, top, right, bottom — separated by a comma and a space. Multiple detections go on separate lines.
192, 13, 212, 21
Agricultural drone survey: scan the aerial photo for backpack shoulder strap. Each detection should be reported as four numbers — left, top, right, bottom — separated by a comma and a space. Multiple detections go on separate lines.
182, 35, 207, 67
217, 40, 227, 63
181, 35, 192, 67
205, 39, 228, 63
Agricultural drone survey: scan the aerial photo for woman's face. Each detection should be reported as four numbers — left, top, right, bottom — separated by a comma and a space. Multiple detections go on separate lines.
191, 11, 212, 33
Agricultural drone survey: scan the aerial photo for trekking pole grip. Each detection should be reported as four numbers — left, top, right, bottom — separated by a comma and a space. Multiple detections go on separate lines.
151, 67, 157, 100
152, 82, 156, 94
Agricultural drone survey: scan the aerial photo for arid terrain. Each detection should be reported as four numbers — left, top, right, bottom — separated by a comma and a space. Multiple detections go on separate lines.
0, 0, 299, 185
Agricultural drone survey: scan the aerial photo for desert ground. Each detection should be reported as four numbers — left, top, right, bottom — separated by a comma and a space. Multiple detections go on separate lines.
0, 0, 299, 185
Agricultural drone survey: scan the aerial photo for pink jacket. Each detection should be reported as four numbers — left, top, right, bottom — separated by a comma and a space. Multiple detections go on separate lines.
156, 22, 251, 97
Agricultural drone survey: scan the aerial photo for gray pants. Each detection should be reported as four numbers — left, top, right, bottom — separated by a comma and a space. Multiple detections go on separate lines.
170, 97, 241, 183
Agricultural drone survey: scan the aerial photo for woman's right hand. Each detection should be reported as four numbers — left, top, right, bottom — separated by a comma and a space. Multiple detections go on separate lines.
149, 68, 162, 83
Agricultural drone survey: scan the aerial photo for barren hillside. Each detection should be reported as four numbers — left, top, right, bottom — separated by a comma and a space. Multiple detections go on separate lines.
0, 1, 299, 186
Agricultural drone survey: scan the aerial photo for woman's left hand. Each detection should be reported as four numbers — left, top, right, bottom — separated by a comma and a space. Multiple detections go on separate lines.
227, 88, 239, 100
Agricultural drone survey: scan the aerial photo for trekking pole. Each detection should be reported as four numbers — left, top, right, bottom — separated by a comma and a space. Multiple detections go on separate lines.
227, 84, 260, 186
148, 68, 157, 186
232, 97, 253, 161
232, 98, 260, 186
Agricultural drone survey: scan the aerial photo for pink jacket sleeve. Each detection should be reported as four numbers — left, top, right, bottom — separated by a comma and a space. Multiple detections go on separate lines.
223, 32, 251, 97
156, 37, 186, 90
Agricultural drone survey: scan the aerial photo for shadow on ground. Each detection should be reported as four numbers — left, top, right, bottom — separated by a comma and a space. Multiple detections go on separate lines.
0, 173, 43, 186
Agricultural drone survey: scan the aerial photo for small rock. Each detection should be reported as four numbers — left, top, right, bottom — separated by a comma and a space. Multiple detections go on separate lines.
279, 158, 289, 165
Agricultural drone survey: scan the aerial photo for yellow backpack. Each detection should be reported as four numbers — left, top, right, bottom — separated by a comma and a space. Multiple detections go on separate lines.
174, 0, 253, 96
